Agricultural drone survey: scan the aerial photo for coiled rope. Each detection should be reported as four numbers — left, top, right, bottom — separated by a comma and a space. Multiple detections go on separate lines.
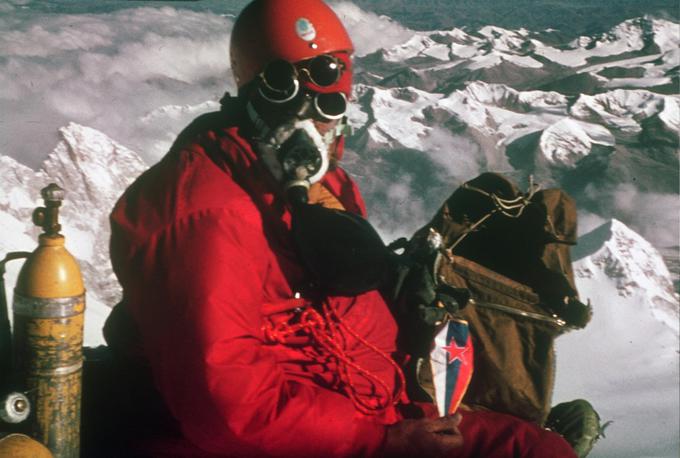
263, 301, 406, 416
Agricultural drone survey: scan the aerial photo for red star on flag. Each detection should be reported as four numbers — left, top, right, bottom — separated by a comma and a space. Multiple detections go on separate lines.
443, 339, 470, 365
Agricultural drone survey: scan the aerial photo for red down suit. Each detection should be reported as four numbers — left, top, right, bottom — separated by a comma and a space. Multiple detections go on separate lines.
109, 106, 576, 457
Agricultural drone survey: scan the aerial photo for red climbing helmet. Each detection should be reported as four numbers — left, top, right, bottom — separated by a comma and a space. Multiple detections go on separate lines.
230, 0, 354, 95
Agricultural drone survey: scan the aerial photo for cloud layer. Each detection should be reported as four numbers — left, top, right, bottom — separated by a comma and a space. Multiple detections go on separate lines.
0, 1, 414, 168
0, 4, 234, 166
331, 1, 413, 57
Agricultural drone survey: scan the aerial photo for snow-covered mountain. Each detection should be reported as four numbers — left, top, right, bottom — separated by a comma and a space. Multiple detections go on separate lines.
554, 219, 679, 458
355, 17, 678, 93
574, 219, 678, 332
350, 66, 678, 179
344, 16, 679, 252
350, 17, 679, 164
1, 123, 147, 346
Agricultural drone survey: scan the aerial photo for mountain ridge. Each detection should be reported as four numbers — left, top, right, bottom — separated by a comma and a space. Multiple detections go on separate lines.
1, 123, 147, 346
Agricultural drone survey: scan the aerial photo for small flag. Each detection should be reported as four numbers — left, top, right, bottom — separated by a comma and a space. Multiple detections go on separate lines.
431, 319, 474, 415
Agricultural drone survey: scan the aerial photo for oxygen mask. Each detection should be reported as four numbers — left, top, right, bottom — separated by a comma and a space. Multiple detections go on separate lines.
277, 125, 325, 205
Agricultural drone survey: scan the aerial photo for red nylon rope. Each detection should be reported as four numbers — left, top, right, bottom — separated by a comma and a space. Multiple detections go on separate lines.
263, 302, 406, 415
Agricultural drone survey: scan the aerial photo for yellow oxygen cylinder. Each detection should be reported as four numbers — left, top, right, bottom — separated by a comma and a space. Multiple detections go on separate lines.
12, 183, 84, 458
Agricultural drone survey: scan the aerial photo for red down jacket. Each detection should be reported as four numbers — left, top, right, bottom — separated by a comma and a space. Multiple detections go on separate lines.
110, 103, 576, 458
110, 107, 401, 457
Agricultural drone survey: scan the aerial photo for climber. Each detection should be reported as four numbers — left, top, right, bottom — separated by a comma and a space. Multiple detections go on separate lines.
104, 1, 576, 456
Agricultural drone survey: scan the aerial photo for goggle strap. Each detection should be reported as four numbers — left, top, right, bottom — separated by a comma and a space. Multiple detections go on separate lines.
246, 101, 272, 140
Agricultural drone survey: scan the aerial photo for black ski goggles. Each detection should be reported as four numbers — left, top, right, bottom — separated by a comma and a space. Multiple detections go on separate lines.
257, 55, 348, 120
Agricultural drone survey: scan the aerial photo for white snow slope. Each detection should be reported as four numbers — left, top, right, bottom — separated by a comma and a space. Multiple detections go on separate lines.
554, 220, 679, 458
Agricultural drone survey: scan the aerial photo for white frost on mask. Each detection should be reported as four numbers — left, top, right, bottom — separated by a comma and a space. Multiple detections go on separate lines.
265, 120, 298, 149
293, 118, 331, 184
254, 117, 335, 185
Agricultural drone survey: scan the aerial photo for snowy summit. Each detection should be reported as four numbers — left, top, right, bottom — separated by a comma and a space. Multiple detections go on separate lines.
574, 219, 679, 333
